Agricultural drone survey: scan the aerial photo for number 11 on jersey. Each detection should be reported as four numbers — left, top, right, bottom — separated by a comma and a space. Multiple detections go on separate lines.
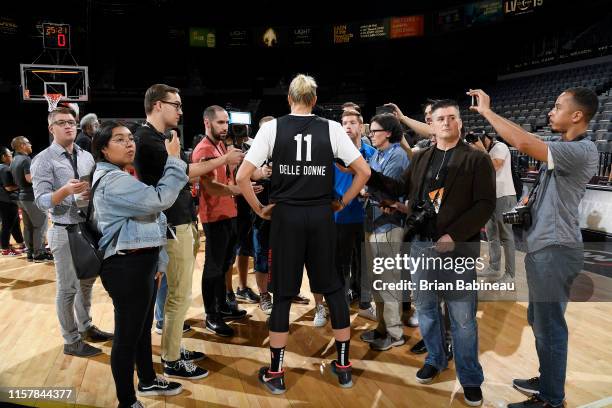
294, 134, 312, 162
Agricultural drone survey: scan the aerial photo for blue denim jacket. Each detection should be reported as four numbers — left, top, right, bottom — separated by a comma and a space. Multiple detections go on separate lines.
92, 156, 188, 271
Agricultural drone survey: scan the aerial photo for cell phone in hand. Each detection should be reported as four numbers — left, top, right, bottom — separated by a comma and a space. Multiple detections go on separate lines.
79, 175, 91, 183
164, 130, 174, 141
471, 95, 478, 107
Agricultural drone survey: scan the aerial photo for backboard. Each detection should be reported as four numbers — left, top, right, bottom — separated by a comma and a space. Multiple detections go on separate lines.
20, 63, 89, 102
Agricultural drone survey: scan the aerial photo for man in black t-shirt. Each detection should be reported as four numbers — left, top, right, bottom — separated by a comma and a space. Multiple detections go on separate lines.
134, 84, 243, 381
9, 136, 50, 261
0, 146, 24, 254
237, 74, 371, 394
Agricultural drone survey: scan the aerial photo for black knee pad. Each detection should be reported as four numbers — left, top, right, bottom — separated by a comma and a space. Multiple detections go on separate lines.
269, 295, 292, 332
324, 287, 350, 330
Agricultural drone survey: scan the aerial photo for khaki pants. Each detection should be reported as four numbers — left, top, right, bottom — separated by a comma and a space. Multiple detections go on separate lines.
369, 227, 404, 340
161, 223, 198, 361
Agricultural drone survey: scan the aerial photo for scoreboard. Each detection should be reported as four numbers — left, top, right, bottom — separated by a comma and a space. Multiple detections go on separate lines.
43, 23, 71, 50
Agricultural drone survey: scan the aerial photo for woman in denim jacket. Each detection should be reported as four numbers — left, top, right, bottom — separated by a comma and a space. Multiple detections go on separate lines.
92, 121, 188, 408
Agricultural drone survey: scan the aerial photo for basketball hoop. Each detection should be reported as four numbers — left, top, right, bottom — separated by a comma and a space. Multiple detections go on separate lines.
44, 93, 63, 112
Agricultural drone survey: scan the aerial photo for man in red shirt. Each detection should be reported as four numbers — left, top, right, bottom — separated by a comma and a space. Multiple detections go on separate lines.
192, 105, 248, 337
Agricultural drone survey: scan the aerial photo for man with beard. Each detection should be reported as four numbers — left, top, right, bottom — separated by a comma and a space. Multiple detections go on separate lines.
191, 105, 249, 338
135, 86, 243, 381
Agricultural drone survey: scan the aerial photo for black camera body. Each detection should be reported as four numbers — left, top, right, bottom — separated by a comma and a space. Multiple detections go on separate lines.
404, 199, 437, 240
502, 203, 533, 228
465, 128, 486, 144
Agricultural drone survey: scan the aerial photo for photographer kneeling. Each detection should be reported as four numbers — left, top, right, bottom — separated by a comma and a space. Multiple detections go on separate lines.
92, 121, 188, 407
367, 100, 495, 406
468, 88, 599, 408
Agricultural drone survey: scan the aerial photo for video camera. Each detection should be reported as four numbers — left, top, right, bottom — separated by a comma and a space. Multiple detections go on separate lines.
227, 110, 252, 151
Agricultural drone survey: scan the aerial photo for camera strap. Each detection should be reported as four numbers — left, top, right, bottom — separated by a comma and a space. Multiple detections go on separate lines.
204, 136, 232, 181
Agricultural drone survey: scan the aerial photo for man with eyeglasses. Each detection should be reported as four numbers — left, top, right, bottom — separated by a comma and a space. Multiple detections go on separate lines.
133, 84, 244, 381
10, 136, 52, 262
31, 106, 114, 357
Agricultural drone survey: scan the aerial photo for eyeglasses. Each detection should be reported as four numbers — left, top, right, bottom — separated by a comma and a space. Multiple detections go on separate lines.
160, 100, 183, 112
110, 137, 135, 146
53, 120, 77, 127
369, 129, 387, 136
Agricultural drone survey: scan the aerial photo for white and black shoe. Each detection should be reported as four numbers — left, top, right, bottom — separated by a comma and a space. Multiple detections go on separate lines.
415, 363, 440, 384
137, 375, 183, 396
513, 377, 540, 396
463, 386, 483, 406
163, 359, 209, 380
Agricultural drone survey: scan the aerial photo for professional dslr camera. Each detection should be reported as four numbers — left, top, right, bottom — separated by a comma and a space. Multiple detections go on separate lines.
502, 203, 533, 229
404, 199, 437, 241
464, 128, 486, 144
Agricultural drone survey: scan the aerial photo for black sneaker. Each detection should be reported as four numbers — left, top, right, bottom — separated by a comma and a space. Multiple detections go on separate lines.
507, 395, 564, 408
155, 321, 193, 335
226, 290, 238, 310
33, 252, 53, 263
415, 363, 440, 384
137, 375, 183, 396
63, 340, 102, 357
410, 339, 427, 354
513, 377, 540, 396
464, 386, 483, 407
330, 360, 353, 388
258, 366, 286, 394
179, 346, 206, 362
220, 305, 247, 321
26, 251, 34, 262
236, 287, 261, 303
205, 316, 234, 337
80, 325, 114, 342
163, 359, 209, 380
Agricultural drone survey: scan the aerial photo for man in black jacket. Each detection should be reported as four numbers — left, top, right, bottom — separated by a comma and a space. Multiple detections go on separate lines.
368, 99, 495, 406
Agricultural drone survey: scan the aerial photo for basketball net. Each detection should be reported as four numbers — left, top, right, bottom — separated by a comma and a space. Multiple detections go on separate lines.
44, 93, 63, 112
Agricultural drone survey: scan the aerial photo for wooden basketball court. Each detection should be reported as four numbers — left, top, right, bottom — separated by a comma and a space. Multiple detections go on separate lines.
0, 238, 611, 408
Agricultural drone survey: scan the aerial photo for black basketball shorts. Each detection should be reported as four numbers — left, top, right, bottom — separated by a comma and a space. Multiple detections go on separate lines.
269, 202, 342, 296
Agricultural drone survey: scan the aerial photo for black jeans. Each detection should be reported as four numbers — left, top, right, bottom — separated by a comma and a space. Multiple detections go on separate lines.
0, 201, 24, 249
202, 219, 237, 317
100, 249, 159, 408
335, 223, 364, 298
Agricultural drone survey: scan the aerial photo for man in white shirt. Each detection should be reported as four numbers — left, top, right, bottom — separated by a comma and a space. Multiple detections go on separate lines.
470, 133, 516, 281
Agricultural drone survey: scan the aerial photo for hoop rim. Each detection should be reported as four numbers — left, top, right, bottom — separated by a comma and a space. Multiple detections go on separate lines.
43, 93, 64, 112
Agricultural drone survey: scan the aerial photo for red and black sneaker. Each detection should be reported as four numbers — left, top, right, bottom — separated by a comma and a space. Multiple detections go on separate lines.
330, 360, 353, 388
258, 366, 286, 394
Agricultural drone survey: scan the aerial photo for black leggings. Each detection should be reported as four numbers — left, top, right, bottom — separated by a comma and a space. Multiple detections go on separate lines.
100, 249, 159, 408
0, 201, 24, 249
270, 286, 350, 332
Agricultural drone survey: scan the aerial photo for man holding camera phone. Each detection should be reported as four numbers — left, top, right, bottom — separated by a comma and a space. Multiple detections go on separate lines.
367, 99, 495, 406
468, 87, 599, 408
466, 130, 516, 283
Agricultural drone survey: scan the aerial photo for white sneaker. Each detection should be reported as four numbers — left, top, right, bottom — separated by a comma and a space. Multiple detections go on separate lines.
313, 304, 328, 327
358, 304, 377, 321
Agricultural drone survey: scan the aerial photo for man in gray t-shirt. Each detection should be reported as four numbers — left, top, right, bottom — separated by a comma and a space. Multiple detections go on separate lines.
469, 87, 598, 408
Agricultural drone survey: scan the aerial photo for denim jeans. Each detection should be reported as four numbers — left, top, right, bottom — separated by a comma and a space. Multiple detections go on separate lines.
154, 273, 168, 323
410, 240, 483, 387
525, 245, 582, 406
